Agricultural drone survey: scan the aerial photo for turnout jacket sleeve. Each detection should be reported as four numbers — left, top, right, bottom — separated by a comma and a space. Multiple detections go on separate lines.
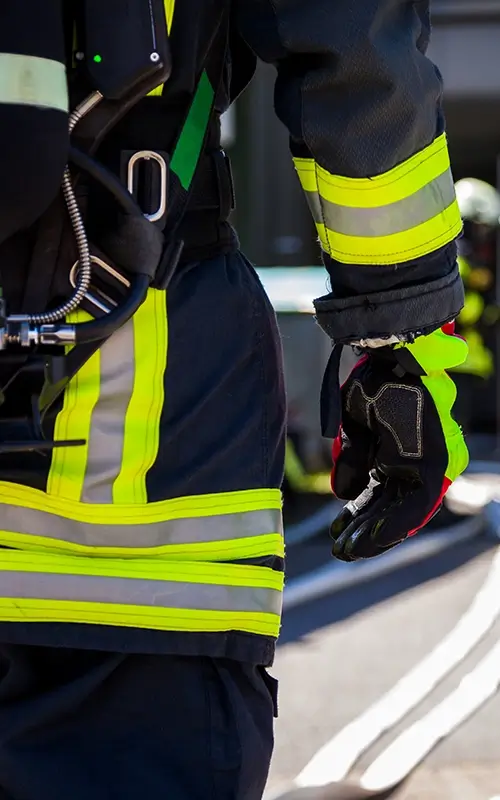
234, 0, 464, 343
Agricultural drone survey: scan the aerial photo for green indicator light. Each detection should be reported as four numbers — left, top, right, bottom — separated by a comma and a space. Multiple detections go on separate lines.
93, 54, 102, 63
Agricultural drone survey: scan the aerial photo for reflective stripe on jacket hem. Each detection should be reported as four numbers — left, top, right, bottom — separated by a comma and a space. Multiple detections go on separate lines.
0, 552, 283, 636
0, 486, 284, 636
0, 485, 283, 557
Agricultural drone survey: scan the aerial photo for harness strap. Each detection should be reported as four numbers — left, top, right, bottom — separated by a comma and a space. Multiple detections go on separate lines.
35, 8, 230, 420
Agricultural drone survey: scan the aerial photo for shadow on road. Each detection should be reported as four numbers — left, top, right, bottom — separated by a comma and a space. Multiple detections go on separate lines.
279, 536, 495, 647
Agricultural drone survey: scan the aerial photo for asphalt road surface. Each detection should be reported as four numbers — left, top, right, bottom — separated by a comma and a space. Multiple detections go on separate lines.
266, 534, 500, 800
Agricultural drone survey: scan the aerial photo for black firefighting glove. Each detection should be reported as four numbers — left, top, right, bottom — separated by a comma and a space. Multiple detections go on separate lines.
320, 326, 469, 562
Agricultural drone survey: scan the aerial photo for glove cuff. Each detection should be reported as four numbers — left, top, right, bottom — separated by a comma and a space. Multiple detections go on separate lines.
313, 262, 464, 344
395, 328, 468, 375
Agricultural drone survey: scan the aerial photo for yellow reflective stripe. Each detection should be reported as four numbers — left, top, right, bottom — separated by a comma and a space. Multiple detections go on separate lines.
294, 133, 462, 265
0, 600, 280, 636
304, 171, 456, 239
47, 292, 167, 505
295, 133, 453, 208
0, 550, 284, 588
0, 501, 282, 549
81, 318, 136, 503
28, 535, 282, 561
0, 556, 283, 633
47, 309, 101, 501
1, 570, 282, 611
314, 205, 461, 265
0, 484, 281, 524
112, 289, 167, 503
148, 0, 176, 96
0, 530, 284, 561
164, 0, 175, 33
0, 53, 68, 112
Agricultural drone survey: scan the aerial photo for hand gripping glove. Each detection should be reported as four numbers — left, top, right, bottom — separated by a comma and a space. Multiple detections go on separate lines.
321, 326, 469, 561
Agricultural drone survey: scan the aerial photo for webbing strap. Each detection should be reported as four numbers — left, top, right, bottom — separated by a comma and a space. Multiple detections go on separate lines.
160, 18, 229, 240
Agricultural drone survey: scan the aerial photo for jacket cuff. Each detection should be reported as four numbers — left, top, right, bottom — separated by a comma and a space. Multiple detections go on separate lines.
313, 261, 464, 343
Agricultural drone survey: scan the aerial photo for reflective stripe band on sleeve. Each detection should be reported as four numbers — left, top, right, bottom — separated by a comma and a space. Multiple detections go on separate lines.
293, 133, 462, 265
0, 53, 68, 112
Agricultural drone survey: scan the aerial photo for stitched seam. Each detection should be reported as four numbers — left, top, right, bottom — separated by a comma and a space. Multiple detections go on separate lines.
321, 217, 461, 260
315, 138, 448, 192
346, 381, 423, 458
315, 161, 332, 256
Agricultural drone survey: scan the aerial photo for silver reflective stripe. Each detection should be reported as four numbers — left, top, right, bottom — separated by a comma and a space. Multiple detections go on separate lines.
0, 572, 283, 615
0, 53, 68, 112
304, 169, 456, 238
0, 505, 283, 547
82, 319, 135, 503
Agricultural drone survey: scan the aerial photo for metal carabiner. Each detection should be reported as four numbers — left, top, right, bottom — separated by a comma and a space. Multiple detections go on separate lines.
70, 256, 131, 316
127, 150, 168, 224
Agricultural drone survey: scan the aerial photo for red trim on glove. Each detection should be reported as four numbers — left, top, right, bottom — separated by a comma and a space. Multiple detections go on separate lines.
441, 320, 466, 344
408, 476, 452, 536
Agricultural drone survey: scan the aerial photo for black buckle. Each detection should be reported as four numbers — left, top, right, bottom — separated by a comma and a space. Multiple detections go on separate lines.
69, 254, 131, 317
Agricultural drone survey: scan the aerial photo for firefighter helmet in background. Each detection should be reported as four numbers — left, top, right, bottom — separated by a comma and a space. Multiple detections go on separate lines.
455, 178, 500, 227
451, 178, 497, 383
455, 178, 500, 266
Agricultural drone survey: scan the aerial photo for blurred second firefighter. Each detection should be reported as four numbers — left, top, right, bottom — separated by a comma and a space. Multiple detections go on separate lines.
451, 178, 500, 433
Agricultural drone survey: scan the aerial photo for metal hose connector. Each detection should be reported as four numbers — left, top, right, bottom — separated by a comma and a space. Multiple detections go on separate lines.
29, 92, 104, 325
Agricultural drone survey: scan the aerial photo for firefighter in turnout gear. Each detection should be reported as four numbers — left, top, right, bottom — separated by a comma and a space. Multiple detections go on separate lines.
449, 178, 499, 433
0, 1, 467, 796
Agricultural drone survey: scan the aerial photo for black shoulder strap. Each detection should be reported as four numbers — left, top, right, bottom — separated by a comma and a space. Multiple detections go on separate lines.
162, 11, 230, 242
36, 6, 232, 423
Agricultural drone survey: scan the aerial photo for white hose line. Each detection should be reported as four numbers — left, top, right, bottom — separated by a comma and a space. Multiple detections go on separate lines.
295, 543, 500, 788
361, 637, 500, 791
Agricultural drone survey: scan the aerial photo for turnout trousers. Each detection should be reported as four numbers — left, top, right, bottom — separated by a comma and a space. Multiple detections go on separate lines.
0, 250, 287, 798
0, 646, 278, 800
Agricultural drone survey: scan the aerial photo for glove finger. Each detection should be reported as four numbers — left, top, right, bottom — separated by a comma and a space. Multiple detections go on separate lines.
331, 419, 376, 501
368, 470, 446, 547
334, 473, 444, 562
330, 479, 389, 561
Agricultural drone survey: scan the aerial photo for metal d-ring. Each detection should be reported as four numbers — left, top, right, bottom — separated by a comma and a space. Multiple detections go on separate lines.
127, 150, 168, 223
